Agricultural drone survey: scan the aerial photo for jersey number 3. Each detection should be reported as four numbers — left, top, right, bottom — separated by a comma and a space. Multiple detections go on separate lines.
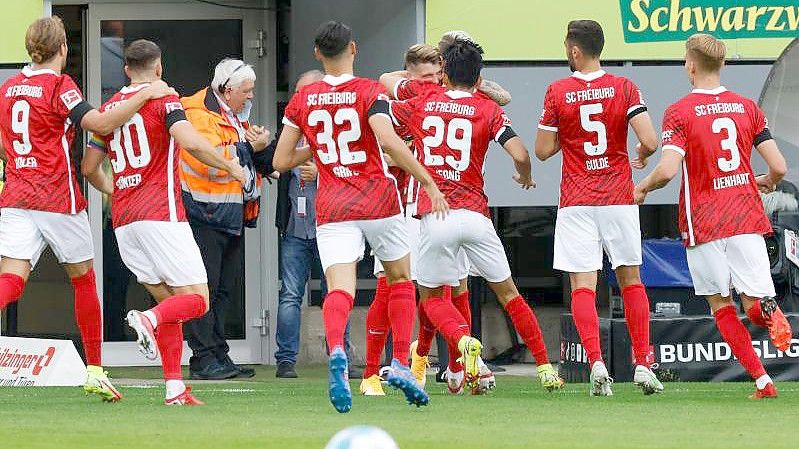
712, 117, 741, 172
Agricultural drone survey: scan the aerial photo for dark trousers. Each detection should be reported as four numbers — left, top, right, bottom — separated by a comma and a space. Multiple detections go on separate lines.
184, 223, 242, 371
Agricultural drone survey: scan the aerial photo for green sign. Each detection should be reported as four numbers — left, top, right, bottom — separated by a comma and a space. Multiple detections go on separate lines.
621, 0, 799, 42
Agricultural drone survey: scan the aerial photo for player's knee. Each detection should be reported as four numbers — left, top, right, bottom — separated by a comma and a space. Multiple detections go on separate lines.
615, 266, 642, 288
706, 295, 732, 313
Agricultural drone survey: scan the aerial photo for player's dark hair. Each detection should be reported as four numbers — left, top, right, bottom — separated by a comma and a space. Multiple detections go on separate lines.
314, 21, 352, 58
124, 39, 162, 72
443, 39, 483, 88
566, 20, 604, 58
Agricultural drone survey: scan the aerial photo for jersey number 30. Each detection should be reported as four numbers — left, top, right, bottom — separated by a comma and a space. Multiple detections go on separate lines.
109, 113, 152, 174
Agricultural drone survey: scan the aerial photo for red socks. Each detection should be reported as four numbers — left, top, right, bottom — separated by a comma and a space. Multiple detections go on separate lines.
714, 305, 766, 380
0, 273, 25, 310
571, 288, 602, 365
622, 284, 651, 366
70, 269, 102, 366
505, 295, 549, 365
421, 295, 469, 348
323, 290, 354, 352
416, 304, 436, 357
451, 290, 472, 330
155, 323, 183, 380
388, 281, 416, 365
746, 300, 767, 327
150, 293, 207, 325
364, 277, 390, 378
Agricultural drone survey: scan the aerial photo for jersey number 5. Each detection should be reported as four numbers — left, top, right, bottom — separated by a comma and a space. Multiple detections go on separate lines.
109, 113, 152, 174
712, 117, 741, 172
579, 103, 607, 156
308, 108, 365, 165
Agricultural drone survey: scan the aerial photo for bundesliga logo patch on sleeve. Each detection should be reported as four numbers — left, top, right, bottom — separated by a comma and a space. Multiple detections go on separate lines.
59, 89, 82, 110
165, 102, 183, 113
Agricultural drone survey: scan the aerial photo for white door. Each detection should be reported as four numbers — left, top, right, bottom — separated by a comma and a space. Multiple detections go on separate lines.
86, 1, 278, 366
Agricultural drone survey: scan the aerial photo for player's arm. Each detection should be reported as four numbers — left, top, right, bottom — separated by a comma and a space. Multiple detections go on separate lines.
754, 136, 787, 193
534, 129, 559, 161
170, 121, 246, 186
378, 71, 409, 99
478, 78, 512, 106
81, 138, 113, 195
633, 149, 683, 204
272, 123, 312, 172
629, 111, 659, 170
368, 101, 449, 218
80, 81, 177, 135
502, 135, 535, 189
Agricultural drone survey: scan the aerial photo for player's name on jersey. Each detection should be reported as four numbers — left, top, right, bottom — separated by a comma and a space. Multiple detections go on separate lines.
4, 85, 43, 98
694, 102, 745, 117
586, 157, 610, 171
14, 156, 38, 169
565, 87, 615, 104
713, 172, 750, 191
306, 92, 356, 106
116, 173, 143, 190
423, 101, 475, 116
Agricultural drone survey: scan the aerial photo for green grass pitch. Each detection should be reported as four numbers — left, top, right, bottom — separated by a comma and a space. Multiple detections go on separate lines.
1, 366, 797, 449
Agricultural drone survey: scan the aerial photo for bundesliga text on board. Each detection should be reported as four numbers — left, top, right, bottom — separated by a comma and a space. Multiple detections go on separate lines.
621, 0, 799, 42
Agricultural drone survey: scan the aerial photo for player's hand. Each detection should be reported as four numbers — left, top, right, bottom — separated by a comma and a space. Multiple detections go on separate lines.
246, 125, 270, 151
144, 80, 178, 100
633, 185, 647, 205
513, 173, 535, 190
424, 184, 450, 220
299, 160, 318, 182
227, 157, 247, 187
631, 143, 649, 170
756, 174, 776, 194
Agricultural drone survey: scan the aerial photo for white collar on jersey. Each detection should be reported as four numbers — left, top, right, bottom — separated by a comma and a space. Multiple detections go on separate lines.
692, 86, 728, 95
571, 69, 606, 81
323, 73, 355, 86
120, 83, 150, 94
445, 90, 473, 99
22, 66, 58, 77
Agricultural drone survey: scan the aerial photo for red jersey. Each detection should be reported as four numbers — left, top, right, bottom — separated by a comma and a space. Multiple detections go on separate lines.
0, 67, 94, 214
88, 85, 188, 228
282, 74, 401, 225
389, 89, 514, 217
661, 87, 772, 247
539, 70, 647, 208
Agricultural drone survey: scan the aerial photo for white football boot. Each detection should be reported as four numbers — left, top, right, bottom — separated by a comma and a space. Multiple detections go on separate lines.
589, 361, 613, 396
633, 365, 664, 395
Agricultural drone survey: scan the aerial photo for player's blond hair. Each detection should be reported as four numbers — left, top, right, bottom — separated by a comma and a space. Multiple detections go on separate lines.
404, 44, 441, 69
686, 33, 725, 73
26, 16, 66, 64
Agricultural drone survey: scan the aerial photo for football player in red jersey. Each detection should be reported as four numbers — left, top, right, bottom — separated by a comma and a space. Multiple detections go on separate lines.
386, 39, 563, 394
534, 20, 662, 396
377, 39, 561, 395
0, 17, 175, 402
273, 21, 450, 413
635, 34, 792, 399
82, 40, 246, 406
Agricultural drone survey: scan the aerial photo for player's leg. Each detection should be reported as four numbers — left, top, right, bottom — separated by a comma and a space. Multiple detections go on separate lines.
316, 221, 365, 413
727, 234, 792, 351
686, 237, 775, 398
368, 215, 428, 407
0, 208, 42, 310
362, 258, 389, 392
416, 211, 481, 393
554, 206, 610, 395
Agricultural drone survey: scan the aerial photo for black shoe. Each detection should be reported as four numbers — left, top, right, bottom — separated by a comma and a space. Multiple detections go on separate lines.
348, 365, 363, 379
189, 360, 238, 380
221, 356, 256, 378
276, 361, 298, 378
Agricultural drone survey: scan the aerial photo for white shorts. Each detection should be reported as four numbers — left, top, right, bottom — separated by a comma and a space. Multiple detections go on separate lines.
114, 221, 207, 287
0, 208, 93, 268
686, 233, 776, 298
317, 214, 410, 273
374, 215, 420, 279
417, 209, 511, 288
553, 205, 642, 272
